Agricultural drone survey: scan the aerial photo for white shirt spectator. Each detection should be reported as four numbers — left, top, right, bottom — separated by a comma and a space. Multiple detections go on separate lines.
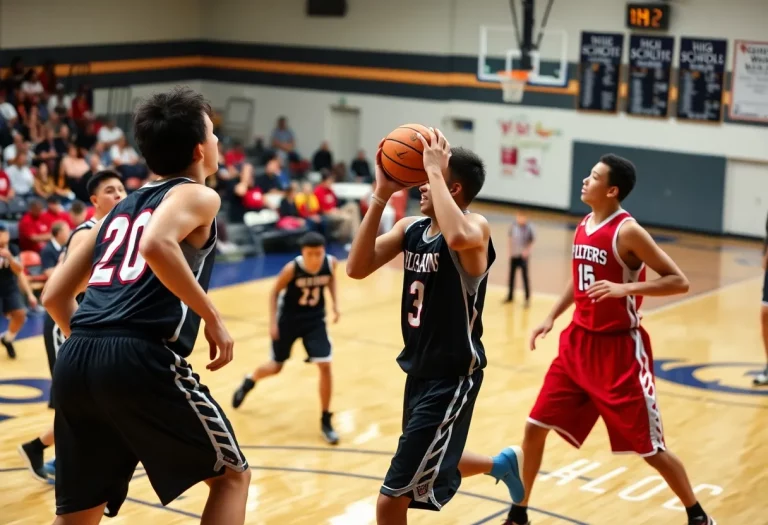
6, 164, 34, 195
21, 80, 44, 96
0, 102, 17, 122
110, 144, 139, 164
48, 94, 72, 114
98, 125, 124, 145
3, 144, 18, 167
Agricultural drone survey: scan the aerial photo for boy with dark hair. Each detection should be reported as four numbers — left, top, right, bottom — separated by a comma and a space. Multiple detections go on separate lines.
232, 231, 341, 445
503, 154, 716, 525
347, 129, 524, 524
42, 87, 250, 524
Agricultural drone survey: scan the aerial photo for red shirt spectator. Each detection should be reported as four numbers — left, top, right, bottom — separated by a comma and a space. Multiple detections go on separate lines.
224, 146, 245, 167
19, 200, 52, 252
314, 183, 338, 213
41, 198, 75, 228
0, 171, 13, 200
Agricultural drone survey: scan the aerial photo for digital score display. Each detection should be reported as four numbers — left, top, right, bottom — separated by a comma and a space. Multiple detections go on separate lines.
626, 3, 671, 31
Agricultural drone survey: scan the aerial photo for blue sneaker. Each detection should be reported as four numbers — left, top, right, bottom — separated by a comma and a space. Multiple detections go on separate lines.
44, 458, 56, 484
487, 446, 525, 503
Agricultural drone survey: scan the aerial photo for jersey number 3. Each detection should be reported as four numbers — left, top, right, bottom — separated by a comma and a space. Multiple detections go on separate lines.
577, 263, 595, 291
89, 211, 152, 285
408, 281, 425, 327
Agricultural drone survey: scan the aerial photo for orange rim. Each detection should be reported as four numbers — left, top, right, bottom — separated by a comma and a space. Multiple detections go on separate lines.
500, 70, 530, 81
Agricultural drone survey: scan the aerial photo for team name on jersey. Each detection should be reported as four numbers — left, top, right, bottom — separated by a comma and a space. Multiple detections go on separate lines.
404, 250, 440, 273
572, 244, 608, 265
296, 275, 332, 288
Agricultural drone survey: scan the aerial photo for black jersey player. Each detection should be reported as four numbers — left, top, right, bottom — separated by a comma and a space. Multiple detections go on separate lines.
18, 170, 126, 484
347, 129, 525, 524
232, 231, 341, 444
42, 88, 250, 525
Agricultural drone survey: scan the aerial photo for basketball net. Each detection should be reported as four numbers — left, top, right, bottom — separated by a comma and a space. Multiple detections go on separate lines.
500, 70, 529, 103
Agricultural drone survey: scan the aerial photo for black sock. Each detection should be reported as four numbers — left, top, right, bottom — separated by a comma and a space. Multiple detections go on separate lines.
685, 502, 706, 521
243, 378, 255, 389
28, 437, 47, 454
507, 504, 528, 524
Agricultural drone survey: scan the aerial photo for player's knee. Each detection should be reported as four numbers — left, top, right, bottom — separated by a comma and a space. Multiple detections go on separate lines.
316, 361, 332, 374
267, 361, 284, 374
9, 308, 26, 323
210, 466, 252, 493
376, 493, 410, 522
523, 421, 550, 444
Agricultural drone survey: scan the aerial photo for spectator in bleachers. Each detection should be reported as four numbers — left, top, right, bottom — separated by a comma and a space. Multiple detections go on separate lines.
110, 136, 147, 189
68, 200, 87, 228
312, 141, 333, 172
297, 181, 322, 219
332, 162, 347, 182
18, 198, 51, 252
75, 118, 97, 151
224, 140, 246, 167
0, 168, 14, 202
20, 69, 44, 98
47, 83, 72, 118
59, 143, 89, 202
277, 182, 308, 231
314, 170, 360, 243
33, 126, 64, 170
38, 61, 57, 94
25, 105, 44, 144
97, 117, 123, 149
270, 116, 298, 162
4, 57, 25, 93
40, 220, 69, 278
246, 137, 267, 165
7, 152, 35, 197
253, 157, 285, 200
4, 133, 25, 167
70, 86, 91, 124
350, 149, 372, 183
32, 162, 56, 200
0, 89, 19, 130
0, 222, 32, 359
41, 196, 73, 228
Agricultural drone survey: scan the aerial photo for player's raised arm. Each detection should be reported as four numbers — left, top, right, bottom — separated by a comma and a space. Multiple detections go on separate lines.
588, 220, 689, 302
346, 144, 415, 279
139, 183, 222, 324
42, 222, 101, 335
417, 128, 488, 253
269, 261, 296, 340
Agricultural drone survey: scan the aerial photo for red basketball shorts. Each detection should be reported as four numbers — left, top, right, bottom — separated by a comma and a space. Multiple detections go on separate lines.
528, 322, 665, 456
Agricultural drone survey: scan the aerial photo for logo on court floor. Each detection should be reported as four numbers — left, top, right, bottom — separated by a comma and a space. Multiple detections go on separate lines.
655, 359, 768, 397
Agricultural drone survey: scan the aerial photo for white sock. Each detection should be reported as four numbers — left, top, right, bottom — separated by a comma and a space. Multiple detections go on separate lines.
4, 330, 17, 342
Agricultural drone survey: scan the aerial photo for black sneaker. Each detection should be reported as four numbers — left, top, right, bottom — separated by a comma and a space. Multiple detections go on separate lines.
689, 517, 716, 525
2, 337, 16, 359
232, 377, 255, 409
321, 412, 339, 445
17, 442, 48, 483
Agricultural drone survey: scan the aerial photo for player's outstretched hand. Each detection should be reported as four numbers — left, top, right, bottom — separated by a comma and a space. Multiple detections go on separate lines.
416, 127, 451, 177
374, 140, 410, 199
529, 316, 554, 351
205, 318, 234, 371
586, 280, 628, 302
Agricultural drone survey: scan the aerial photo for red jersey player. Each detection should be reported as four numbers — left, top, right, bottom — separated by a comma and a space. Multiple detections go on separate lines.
504, 154, 716, 525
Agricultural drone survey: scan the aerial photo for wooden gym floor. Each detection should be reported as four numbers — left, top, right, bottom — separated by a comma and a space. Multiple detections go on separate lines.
0, 204, 765, 524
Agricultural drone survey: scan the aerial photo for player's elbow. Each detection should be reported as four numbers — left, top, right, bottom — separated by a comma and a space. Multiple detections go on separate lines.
345, 263, 368, 280
139, 235, 171, 263
676, 274, 690, 294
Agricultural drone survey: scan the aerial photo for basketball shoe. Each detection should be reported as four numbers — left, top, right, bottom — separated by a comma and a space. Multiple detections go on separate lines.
17, 442, 47, 483
753, 366, 768, 386
487, 446, 525, 503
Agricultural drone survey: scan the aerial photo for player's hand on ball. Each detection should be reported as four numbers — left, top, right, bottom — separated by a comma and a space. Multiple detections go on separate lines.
529, 316, 554, 351
270, 321, 279, 341
374, 142, 410, 198
416, 127, 451, 176
204, 318, 234, 371
586, 280, 628, 302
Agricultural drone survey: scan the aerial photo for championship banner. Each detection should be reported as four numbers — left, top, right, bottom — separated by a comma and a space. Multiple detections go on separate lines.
730, 40, 768, 122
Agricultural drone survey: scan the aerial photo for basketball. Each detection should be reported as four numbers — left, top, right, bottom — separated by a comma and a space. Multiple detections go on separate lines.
380, 123, 432, 186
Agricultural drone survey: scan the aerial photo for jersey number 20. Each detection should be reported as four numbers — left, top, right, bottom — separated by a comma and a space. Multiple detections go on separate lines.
89, 211, 152, 285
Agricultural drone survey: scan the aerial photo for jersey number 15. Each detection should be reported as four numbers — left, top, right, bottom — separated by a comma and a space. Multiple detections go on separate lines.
89, 211, 152, 285
577, 263, 595, 291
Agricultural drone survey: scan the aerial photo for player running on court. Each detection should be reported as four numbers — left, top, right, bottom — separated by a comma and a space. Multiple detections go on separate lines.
18, 170, 127, 484
232, 231, 341, 445
347, 128, 524, 524
42, 87, 250, 525
503, 154, 716, 525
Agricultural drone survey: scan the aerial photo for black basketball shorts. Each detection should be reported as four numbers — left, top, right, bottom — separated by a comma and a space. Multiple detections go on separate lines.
271, 319, 332, 363
0, 288, 23, 315
43, 312, 66, 408
380, 368, 484, 511
52, 330, 249, 517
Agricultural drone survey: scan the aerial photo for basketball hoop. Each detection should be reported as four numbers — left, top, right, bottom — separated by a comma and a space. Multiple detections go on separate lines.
500, 70, 529, 103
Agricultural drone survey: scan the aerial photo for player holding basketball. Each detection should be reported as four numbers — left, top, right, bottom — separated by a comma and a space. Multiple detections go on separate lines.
232, 231, 341, 445
503, 154, 716, 525
347, 128, 524, 525
18, 170, 127, 484
42, 87, 250, 525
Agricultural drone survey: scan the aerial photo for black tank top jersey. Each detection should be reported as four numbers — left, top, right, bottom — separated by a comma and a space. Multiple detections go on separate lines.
71, 178, 217, 357
398, 217, 496, 379
277, 255, 333, 323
